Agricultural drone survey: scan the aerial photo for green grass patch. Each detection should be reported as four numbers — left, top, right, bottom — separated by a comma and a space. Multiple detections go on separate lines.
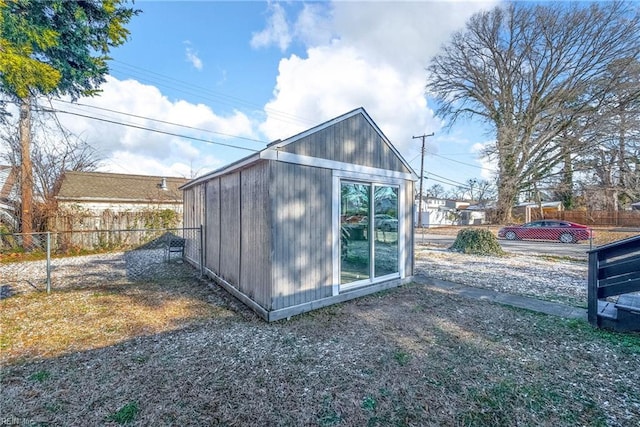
317, 395, 342, 426
393, 349, 411, 366
28, 370, 51, 382
107, 401, 139, 424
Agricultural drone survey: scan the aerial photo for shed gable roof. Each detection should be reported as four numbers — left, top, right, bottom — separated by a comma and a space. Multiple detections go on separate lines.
57, 171, 188, 203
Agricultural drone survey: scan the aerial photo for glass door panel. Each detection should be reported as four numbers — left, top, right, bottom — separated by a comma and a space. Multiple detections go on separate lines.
374, 186, 399, 277
340, 183, 370, 284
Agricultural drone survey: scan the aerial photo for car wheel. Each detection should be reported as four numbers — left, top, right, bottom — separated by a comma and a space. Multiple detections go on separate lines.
505, 231, 517, 240
382, 224, 391, 232
559, 232, 575, 243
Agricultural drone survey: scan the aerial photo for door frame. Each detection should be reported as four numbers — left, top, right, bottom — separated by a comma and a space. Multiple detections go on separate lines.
332, 170, 406, 295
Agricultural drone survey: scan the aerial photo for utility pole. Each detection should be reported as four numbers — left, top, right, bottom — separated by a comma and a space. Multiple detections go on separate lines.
413, 133, 434, 229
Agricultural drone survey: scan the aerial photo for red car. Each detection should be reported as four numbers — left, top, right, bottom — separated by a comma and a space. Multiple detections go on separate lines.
498, 220, 592, 243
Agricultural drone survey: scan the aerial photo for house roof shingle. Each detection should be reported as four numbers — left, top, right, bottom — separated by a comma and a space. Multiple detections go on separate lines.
56, 171, 188, 203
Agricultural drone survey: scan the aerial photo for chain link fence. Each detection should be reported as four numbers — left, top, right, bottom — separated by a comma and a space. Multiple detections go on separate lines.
0, 227, 202, 298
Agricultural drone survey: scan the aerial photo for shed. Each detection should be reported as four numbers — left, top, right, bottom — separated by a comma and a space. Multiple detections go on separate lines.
182, 108, 418, 321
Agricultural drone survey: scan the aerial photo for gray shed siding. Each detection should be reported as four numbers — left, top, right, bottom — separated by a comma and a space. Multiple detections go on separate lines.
270, 162, 333, 310
281, 114, 411, 174
219, 173, 241, 286
240, 162, 272, 308
204, 178, 221, 273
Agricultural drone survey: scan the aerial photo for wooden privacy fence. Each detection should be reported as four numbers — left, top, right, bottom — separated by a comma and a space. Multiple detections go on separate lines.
530, 210, 640, 227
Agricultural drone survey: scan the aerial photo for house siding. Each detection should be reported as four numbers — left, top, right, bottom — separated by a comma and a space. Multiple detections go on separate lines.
280, 114, 411, 175
270, 162, 333, 310
240, 162, 272, 308
204, 178, 221, 274
219, 173, 241, 286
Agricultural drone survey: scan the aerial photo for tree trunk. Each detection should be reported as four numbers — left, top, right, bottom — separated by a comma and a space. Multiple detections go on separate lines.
559, 144, 574, 210
495, 127, 518, 223
19, 97, 33, 247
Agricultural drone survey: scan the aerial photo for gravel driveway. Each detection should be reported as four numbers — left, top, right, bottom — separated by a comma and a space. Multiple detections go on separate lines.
2, 246, 588, 308
415, 245, 588, 307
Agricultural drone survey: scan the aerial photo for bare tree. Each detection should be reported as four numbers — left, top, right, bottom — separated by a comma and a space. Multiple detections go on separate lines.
427, 1, 640, 222
424, 184, 446, 199
1, 106, 101, 230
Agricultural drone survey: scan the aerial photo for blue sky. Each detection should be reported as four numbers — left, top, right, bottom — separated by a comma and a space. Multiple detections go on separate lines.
49, 0, 499, 192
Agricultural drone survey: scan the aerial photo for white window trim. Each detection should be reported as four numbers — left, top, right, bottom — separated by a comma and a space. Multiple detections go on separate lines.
332, 170, 406, 296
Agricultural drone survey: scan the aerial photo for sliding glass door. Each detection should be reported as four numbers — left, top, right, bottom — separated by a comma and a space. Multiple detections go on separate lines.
340, 181, 399, 286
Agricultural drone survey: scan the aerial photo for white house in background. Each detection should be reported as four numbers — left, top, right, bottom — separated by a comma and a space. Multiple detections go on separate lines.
414, 198, 456, 227
459, 204, 488, 225
415, 198, 488, 227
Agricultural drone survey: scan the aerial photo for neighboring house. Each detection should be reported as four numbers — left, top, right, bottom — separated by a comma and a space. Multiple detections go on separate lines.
0, 165, 18, 231
53, 171, 188, 231
459, 204, 488, 225
182, 107, 418, 321
415, 198, 476, 227
514, 201, 563, 223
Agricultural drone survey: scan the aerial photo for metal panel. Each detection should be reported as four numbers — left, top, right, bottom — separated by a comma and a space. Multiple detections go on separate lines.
219, 173, 241, 285
205, 178, 221, 274
240, 162, 272, 308
270, 162, 333, 310
281, 114, 411, 174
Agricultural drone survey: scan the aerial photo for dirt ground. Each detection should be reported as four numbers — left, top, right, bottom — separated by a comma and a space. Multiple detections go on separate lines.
1, 259, 639, 426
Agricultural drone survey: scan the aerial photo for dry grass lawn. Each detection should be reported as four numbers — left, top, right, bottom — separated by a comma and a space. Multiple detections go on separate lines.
2, 263, 639, 426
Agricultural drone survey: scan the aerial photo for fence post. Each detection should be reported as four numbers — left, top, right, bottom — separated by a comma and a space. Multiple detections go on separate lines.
46, 231, 51, 294
199, 224, 204, 278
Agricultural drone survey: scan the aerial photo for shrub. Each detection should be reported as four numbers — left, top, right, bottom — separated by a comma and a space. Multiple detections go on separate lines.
450, 228, 506, 256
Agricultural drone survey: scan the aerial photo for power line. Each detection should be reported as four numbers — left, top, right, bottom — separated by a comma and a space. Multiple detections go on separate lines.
111, 60, 319, 128
430, 152, 488, 169
424, 171, 469, 188
423, 175, 469, 189
39, 107, 260, 152
49, 98, 268, 145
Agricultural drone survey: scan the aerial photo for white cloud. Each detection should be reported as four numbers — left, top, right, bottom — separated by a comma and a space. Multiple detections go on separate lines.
250, 2, 292, 52
259, 1, 498, 166
260, 43, 436, 157
55, 76, 257, 178
471, 141, 498, 181
184, 41, 203, 70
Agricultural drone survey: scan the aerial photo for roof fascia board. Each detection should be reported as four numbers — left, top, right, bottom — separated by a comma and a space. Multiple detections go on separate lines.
262, 150, 416, 181
181, 153, 261, 190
